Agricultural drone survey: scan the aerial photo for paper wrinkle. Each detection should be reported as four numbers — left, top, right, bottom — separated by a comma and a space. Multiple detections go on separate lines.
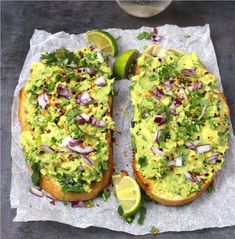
11, 25, 235, 235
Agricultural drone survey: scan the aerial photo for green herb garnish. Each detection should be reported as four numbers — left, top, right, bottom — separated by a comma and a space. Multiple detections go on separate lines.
101, 189, 111, 201
150, 226, 159, 235
137, 206, 147, 225
137, 32, 153, 40
31, 162, 40, 185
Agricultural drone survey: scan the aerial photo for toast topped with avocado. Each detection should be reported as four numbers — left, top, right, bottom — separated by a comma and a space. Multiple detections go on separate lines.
19, 47, 114, 201
131, 45, 230, 206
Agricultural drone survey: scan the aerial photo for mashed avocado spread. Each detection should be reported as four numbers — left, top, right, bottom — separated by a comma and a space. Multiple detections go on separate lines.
20, 47, 115, 193
130, 45, 230, 198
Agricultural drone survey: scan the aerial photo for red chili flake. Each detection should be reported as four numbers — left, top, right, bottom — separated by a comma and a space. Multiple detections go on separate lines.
47, 129, 51, 133
39, 151, 45, 155
50, 200, 56, 206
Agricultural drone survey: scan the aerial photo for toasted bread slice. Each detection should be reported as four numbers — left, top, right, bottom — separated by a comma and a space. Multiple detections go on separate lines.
19, 88, 113, 202
132, 45, 230, 206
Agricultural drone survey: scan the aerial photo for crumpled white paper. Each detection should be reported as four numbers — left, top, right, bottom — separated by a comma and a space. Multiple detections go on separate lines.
11, 25, 235, 235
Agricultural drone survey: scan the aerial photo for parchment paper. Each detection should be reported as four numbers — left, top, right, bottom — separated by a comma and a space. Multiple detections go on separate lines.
11, 25, 235, 235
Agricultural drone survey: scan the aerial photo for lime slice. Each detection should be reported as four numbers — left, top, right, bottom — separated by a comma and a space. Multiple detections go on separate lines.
115, 176, 141, 217
85, 30, 118, 56
113, 49, 139, 79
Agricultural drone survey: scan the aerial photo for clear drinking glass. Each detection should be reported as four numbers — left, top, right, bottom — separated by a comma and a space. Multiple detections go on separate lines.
116, 0, 172, 18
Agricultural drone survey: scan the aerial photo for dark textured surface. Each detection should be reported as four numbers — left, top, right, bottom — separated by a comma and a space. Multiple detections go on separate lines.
1, 1, 235, 238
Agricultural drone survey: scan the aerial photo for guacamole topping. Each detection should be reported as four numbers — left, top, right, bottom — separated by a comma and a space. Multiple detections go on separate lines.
130, 45, 230, 198
20, 47, 115, 193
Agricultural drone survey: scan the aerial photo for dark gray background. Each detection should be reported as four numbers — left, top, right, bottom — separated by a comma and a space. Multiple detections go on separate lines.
1, 1, 235, 238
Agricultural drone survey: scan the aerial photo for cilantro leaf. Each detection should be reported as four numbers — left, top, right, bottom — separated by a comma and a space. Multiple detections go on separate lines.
66, 108, 80, 122
138, 156, 148, 168
137, 206, 147, 225
137, 32, 153, 40
31, 163, 40, 185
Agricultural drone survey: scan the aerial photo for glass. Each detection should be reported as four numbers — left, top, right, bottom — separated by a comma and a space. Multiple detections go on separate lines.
116, 0, 172, 18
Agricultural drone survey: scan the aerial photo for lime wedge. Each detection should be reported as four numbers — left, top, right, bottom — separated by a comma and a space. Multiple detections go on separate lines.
115, 176, 141, 217
113, 49, 139, 79
85, 30, 118, 56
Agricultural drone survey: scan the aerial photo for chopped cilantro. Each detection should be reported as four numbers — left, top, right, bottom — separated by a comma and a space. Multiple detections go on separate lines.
31, 163, 40, 185
51, 137, 57, 144
117, 205, 135, 224
137, 31, 153, 40
138, 156, 148, 168
207, 184, 215, 193
47, 81, 55, 92
101, 189, 111, 201
184, 33, 191, 38
137, 206, 147, 225
66, 108, 80, 121
111, 88, 119, 96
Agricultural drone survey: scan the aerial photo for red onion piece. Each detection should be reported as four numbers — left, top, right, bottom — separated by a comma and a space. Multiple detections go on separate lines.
153, 130, 161, 144
80, 163, 84, 171
179, 88, 187, 99
151, 26, 163, 42
95, 76, 107, 86
71, 201, 85, 208
208, 152, 220, 164
68, 139, 83, 147
57, 84, 71, 99
154, 112, 167, 125
80, 113, 90, 122
184, 172, 193, 181
97, 52, 104, 63
68, 144, 94, 154
193, 81, 203, 90
38, 92, 49, 110
77, 92, 92, 105
40, 144, 55, 153
163, 79, 172, 91
78, 68, 94, 75
60, 137, 73, 147
185, 140, 199, 149
181, 67, 197, 76
29, 186, 44, 197
201, 104, 207, 117
150, 146, 165, 156
152, 86, 164, 99
175, 156, 183, 167
197, 144, 211, 154
81, 154, 94, 165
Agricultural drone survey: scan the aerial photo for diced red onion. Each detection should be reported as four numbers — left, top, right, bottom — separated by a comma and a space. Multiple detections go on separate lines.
80, 113, 90, 122
81, 154, 94, 165
185, 140, 199, 149
184, 172, 193, 181
90, 117, 107, 127
38, 92, 49, 110
40, 144, 55, 153
179, 88, 187, 99
95, 76, 107, 86
201, 104, 207, 117
175, 156, 183, 167
181, 67, 197, 76
154, 112, 167, 125
153, 130, 161, 144
151, 26, 163, 42
60, 136, 73, 147
152, 86, 164, 99
57, 84, 71, 99
208, 152, 220, 164
68, 139, 83, 147
163, 79, 172, 91
68, 144, 94, 154
78, 68, 94, 75
97, 52, 104, 63
71, 201, 85, 208
197, 144, 211, 154
29, 186, 44, 197
150, 146, 165, 156
193, 81, 203, 90
77, 92, 92, 105
76, 116, 87, 125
